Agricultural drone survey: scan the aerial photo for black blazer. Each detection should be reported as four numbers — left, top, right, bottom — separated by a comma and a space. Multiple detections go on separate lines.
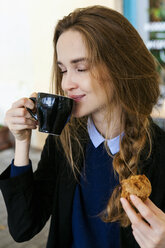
0, 122, 165, 248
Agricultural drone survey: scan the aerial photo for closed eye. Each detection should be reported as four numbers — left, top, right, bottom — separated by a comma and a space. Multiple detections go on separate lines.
60, 69, 87, 73
60, 70, 67, 74
77, 69, 87, 72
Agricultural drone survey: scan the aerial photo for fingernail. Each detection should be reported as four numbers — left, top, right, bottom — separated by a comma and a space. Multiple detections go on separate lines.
130, 195, 136, 201
120, 197, 125, 205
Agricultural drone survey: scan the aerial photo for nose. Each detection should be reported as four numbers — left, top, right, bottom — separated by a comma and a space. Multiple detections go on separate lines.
61, 70, 78, 92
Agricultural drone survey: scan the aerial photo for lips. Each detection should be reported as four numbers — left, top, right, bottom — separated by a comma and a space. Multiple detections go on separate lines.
69, 94, 86, 102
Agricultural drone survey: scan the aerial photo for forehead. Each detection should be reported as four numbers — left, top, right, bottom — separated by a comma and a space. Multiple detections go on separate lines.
56, 30, 88, 62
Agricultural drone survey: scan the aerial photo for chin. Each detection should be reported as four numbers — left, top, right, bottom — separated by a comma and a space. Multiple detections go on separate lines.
72, 112, 85, 118
71, 104, 92, 118
72, 109, 89, 118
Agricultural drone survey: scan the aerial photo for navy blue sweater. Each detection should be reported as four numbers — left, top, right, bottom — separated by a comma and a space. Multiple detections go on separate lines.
72, 140, 120, 248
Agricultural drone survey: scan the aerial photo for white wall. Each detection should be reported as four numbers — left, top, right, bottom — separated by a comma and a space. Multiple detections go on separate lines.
0, 1, 33, 121
0, 0, 122, 149
136, 0, 149, 44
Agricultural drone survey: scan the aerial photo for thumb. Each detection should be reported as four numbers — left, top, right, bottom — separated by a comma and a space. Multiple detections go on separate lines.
30, 92, 38, 98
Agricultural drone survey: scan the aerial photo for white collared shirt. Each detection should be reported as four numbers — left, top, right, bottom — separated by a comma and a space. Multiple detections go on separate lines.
87, 118, 123, 155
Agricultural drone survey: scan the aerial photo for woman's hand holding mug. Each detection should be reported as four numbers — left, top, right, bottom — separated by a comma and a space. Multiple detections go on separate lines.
4, 93, 38, 166
5, 93, 38, 143
4, 92, 73, 166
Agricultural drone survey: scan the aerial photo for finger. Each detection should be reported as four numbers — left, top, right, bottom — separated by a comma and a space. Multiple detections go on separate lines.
12, 97, 35, 109
30, 92, 37, 98
130, 195, 160, 228
7, 108, 33, 118
145, 198, 165, 216
132, 228, 150, 248
11, 124, 37, 130
120, 197, 142, 224
132, 223, 163, 248
120, 197, 149, 227
10, 117, 37, 126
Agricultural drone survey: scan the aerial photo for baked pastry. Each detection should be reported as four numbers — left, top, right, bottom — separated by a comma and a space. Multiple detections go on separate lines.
121, 175, 152, 203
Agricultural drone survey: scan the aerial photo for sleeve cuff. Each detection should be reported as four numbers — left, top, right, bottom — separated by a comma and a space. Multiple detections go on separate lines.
10, 159, 32, 178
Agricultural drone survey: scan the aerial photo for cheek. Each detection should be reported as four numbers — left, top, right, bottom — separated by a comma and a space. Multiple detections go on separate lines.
60, 78, 65, 91
92, 83, 107, 100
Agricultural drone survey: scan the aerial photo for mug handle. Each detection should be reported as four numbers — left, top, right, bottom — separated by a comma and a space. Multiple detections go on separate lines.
26, 97, 38, 121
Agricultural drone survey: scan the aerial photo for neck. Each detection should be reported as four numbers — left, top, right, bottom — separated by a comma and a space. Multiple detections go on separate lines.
91, 107, 123, 139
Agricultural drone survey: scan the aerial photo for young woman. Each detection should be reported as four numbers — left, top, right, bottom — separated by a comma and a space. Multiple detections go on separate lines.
1, 5, 165, 248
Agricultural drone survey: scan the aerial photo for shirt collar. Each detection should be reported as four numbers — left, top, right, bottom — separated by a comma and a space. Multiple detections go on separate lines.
87, 118, 123, 155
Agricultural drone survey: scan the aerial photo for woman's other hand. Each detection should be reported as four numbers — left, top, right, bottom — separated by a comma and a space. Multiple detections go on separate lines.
120, 195, 165, 248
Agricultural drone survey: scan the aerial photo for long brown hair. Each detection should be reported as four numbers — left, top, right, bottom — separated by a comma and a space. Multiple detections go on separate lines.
51, 5, 160, 227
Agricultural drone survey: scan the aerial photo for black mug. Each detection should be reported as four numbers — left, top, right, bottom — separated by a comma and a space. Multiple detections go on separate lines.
27, 92, 73, 135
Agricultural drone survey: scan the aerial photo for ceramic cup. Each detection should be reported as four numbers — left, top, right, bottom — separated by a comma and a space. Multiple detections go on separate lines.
27, 92, 73, 135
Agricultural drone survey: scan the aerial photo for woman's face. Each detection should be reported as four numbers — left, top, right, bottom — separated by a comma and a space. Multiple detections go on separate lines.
56, 30, 114, 119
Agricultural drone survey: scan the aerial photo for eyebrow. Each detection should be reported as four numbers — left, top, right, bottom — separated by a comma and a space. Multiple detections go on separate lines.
57, 57, 88, 66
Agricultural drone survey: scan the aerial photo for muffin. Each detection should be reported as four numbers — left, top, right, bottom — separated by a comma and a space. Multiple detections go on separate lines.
121, 174, 152, 203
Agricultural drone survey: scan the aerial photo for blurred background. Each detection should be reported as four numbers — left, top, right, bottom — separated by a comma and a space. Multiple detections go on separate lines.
124, 0, 165, 130
0, 0, 165, 247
